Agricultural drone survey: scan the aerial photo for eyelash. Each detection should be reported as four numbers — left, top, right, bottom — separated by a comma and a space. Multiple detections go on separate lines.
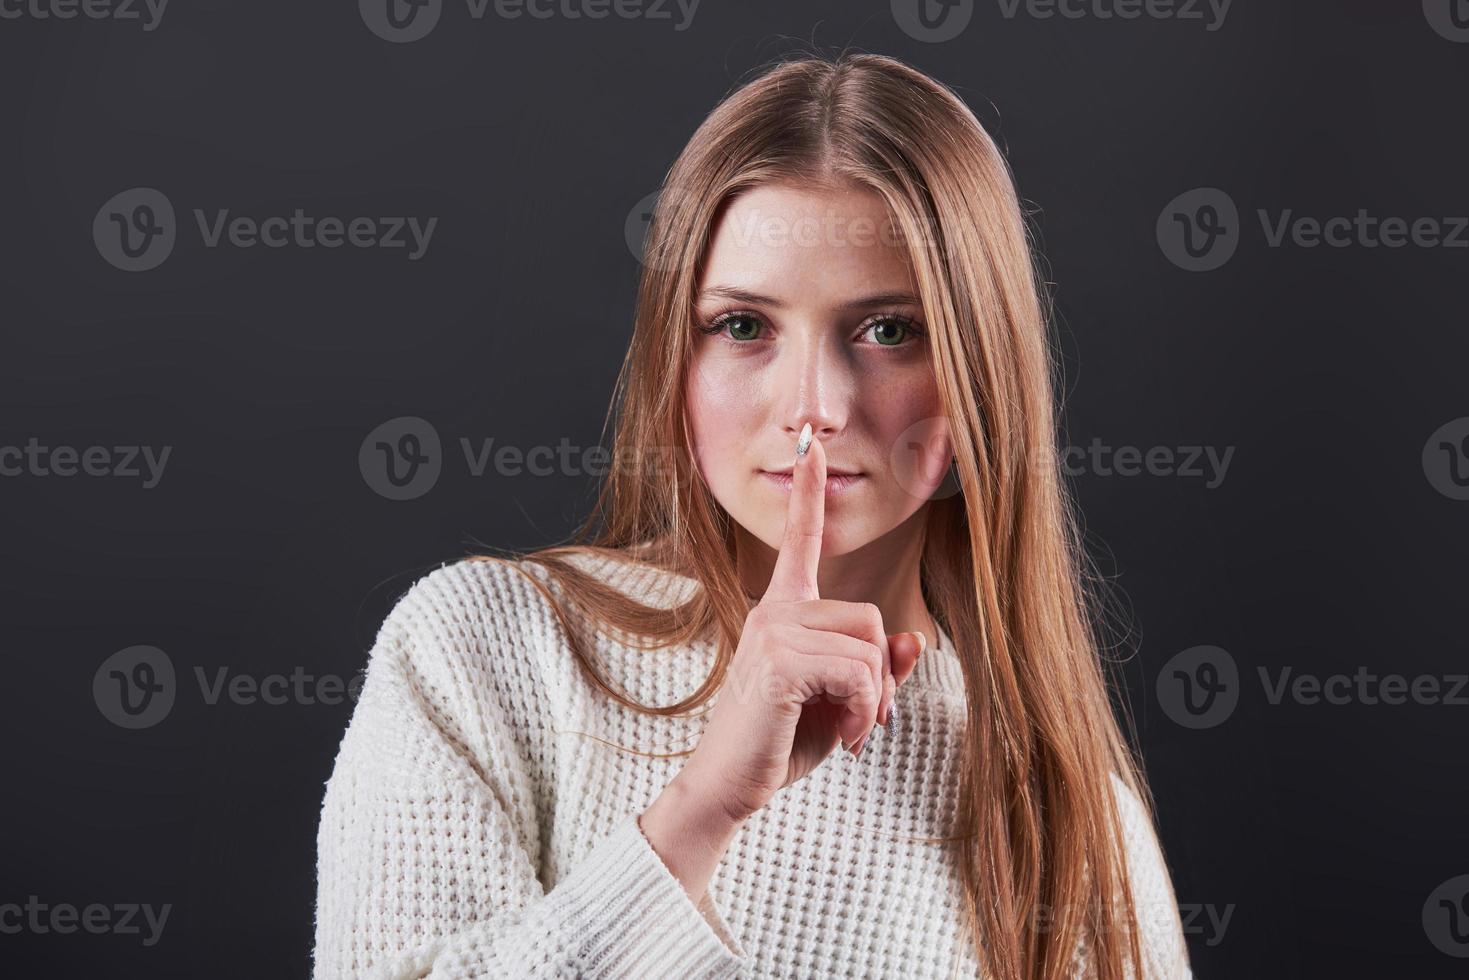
696, 309, 927, 349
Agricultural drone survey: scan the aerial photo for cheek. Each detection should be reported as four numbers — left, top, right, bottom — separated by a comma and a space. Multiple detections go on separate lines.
684, 358, 760, 479
868, 375, 951, 502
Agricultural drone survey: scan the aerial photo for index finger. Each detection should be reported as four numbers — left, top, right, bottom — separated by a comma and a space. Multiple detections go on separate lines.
763, 422, 826, 603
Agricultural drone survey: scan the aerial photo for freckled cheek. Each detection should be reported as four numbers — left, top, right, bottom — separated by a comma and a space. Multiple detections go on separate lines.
865, 372, 950, 495
872, 372, 944, 438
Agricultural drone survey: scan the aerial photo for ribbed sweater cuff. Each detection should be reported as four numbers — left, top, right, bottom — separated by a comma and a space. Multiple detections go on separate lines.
562, 811, 748, 978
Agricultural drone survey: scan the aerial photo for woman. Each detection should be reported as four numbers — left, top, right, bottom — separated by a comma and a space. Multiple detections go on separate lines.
314, 52, 1192, 979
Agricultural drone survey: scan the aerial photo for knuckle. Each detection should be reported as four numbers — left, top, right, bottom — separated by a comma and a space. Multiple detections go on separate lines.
761, 669, 789, 706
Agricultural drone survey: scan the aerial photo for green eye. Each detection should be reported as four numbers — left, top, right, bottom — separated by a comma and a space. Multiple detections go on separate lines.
868, 317, 921, 346
726, 314, 761, 341
701, 312, 763, 342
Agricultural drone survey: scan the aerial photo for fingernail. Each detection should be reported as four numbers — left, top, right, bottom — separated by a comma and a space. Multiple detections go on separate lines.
911, 630, 927, 656
795, 422, 812, 457
851, 732, 868, 756
886, 700, 898, 739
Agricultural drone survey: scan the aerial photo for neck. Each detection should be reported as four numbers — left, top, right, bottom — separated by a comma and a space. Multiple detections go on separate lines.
735, 507, 936, 651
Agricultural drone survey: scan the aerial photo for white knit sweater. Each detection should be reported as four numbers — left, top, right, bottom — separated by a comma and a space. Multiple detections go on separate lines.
313, 550, 1192, 979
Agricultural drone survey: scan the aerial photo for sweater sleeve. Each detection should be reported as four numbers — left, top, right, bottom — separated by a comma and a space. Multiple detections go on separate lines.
312, 562, 750, 979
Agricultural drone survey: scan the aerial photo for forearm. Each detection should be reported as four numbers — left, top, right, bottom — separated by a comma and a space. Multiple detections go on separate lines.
638, 769, 747, 908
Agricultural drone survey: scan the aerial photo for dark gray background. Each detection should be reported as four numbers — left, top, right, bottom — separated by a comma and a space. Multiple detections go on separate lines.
2, 1, 1466, 976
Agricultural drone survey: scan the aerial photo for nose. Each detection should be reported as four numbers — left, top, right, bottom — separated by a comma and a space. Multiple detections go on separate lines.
775, 332, 851, 441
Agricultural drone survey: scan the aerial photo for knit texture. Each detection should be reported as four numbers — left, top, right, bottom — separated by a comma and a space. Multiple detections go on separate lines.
313, 551, 1192, 979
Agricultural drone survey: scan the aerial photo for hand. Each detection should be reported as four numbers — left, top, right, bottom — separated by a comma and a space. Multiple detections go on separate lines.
683, 424, 929, 825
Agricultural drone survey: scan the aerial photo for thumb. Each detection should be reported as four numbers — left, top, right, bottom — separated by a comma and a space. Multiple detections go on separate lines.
886, 630, 929, 687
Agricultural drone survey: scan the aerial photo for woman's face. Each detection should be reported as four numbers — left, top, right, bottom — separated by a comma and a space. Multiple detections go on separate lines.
685, 180, 953, 561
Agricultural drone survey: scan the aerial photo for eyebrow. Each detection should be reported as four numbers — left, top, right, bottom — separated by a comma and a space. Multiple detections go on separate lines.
696, 286, 921, 311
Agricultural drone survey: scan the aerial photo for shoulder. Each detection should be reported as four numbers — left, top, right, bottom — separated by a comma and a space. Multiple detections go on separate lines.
1106, 771, 1170, 893
541, 545, 702, 611
1107, 771, 1194, 978
1108, 771, 1154, 845
372, 556, 559, 650
321, 559, 576, 853
364, 547, 688, 694
360, 556, 568, 728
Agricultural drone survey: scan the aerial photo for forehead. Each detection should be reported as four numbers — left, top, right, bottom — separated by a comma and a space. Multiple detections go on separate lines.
697, 182, 917, 300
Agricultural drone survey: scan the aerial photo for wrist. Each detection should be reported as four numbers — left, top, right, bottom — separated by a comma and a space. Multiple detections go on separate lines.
651, 766, 749, 843
638, 768, 746, 909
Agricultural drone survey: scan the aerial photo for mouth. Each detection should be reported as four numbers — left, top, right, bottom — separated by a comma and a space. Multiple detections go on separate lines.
758, 469, 866, 494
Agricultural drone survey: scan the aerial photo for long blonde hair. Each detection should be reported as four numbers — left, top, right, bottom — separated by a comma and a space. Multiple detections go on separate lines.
473, 51, 1158, 980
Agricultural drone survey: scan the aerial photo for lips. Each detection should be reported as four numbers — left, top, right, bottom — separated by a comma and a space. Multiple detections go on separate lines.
760, 466, 863, 477
759, 470, 866, 494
